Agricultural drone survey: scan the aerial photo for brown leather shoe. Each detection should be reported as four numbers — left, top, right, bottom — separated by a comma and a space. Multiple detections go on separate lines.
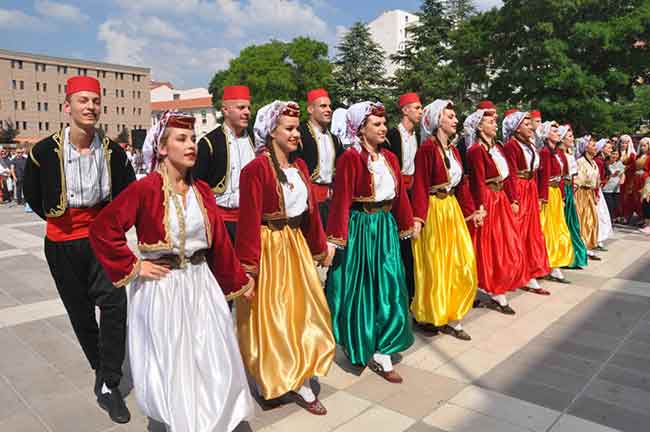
368, 359, 403, 383
293, 393, 327, 415
521, 286, 551, 295
439, 325, 472, 341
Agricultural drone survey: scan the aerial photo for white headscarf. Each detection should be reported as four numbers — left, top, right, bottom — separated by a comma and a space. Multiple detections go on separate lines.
421, 99, 453, 143
537, 121, 559, 142
595, 138, 608, 154
344, 101, 385, 146
558, 125, 571, 142
253, 100, 299, 152
142, 110, 195, 173
463, 109, 487, 149
575, 134, 591, 159
501, 111, 527, 143
331, 107, 350, 147
619, 134, 636, 156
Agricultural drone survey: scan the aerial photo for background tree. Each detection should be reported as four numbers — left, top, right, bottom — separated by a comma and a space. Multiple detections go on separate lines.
444, 0, 477, 27
0, 120, 19, 143
208, 37, 332, 117
330, 22, 389, 106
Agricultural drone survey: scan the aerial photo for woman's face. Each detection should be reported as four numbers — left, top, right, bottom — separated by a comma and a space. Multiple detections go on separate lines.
159, 127, 197, 171
439, 108, 458, 136
271, 115, 301, 154
547, 124, 560, 147
640, 141, 649, 155
478, 115, 497, 140
563, 130, 575, 148
517, 118, 534, 142
360, 114, 387, 146
586, 138, 597, 157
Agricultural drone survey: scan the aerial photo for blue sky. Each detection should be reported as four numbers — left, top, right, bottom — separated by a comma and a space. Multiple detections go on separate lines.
1, 0, 502, 88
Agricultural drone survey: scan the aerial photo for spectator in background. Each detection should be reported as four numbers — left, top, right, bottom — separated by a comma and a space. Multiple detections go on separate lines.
0, 147, 13, 204
604, 148, 625, 223
11, 147, 27, 206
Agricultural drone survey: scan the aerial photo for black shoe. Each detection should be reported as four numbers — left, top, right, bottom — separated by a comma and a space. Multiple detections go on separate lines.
588, 255, 602, 261
93, 371, 103, 398
545, 275, 571, 284
439, 325, 472, 341
595, 245, 608, 252
413, 318, 439, 334
480, 299, 516, 315
98, 387, 131, 424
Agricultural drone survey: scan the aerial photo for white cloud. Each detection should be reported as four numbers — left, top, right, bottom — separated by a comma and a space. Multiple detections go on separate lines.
474, 0, 503, 11
0, 8, 42, 28
34, 1, 90, 23
98, 18, 147, 66
140, 16, 187, 40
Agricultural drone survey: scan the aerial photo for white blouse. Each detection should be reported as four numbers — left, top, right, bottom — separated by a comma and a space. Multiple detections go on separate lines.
567, 152, 578, 176
398, 123, 418, 176
368, 154, 396, 202
281, 167, 309, 218
489, 146, 510, 180
446, 147, 463, 189
519, 141, 540, 171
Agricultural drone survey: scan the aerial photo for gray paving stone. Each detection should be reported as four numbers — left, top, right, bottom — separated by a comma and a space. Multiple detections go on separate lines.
616, 251, 650, 284
610, 352, 650, 376
29, 389, 116, 432
569, 396, 650, 432
527, 338, 612, 363
630, 320, 650, 341
404, 421, 448, 432
584, 378, 650, 416
14, 225, 45, 238
539, 323, 621, 351
0, 376, 28, 422
619, 340, 650, 360
0, 240, 15, 251
506, 344, 602, 378
0, 408, 48, 432
599, 364, 650, 394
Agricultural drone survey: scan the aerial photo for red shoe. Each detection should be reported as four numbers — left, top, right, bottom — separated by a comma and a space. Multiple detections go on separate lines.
368, 359, 403, 383
293, 393, 327, 415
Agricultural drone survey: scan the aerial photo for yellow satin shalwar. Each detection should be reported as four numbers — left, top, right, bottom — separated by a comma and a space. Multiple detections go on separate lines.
411, 195, 478, 326
539, 186, 574, 268
236, 226, 335, 400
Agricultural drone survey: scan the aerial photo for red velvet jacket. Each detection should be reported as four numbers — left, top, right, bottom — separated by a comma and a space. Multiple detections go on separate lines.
556, 148, 570, 199
503, 137, 538, 202
594, 156, 607, 187
235, 153, 327, 275
411, 137, 475, 223
466, 142, 518, 208
88, 171, 249, 299
538, 146, 563, 202
326, 146, 414, 246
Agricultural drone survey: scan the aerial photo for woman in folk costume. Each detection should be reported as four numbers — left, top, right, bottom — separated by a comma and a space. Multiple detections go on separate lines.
574, 135, 602, 257
537, 121, 575, 282
89, 111, 254, 432
411, 100, 482, 340
326, 101, 415, 383
464, 109, 527, 314
235, 101, 336, 415
557, 125, 589, 268
331, 107, 351, 148
619, 135, 640, 224
502, 111, 551, 295
594, 138, 613, 249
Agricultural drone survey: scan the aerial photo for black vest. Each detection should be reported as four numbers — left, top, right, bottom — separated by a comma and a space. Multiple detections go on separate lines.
23, 130, 135, 220
292, 122, 343, 183
385, 126, 421, 170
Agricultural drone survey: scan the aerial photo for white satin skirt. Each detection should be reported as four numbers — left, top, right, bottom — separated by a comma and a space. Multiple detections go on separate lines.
597, 188, 613, 243
128, 261, 253, 432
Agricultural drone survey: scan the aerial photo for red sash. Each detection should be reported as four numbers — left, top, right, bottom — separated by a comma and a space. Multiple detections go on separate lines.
311, 183, 332, 203
403, 175, 414, 190
46, 206, 103, 242
217, 206, 240, 223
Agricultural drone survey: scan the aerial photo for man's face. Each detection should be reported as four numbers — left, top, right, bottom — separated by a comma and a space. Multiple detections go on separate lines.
222, 100, 251, 130
403, 102, 423, 125
0, 149, 6, 158
64, 91, 101, 128
531, 117, 542, 131
308, 97, 332, 126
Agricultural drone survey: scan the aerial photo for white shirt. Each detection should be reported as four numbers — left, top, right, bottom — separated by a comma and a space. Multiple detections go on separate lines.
446, 147, 463, 189
63, 127, 111, 208
518, 140, 539, 171
368, 153, 396, 202
281, 167, 309, 218
309, 121, 335, 184
215, 124, 255, 209
489, 146, 510, 180
398, 123, 417, 176
567, 152, 578, 176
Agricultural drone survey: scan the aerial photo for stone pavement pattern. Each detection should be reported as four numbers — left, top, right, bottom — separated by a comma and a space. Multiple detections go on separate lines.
0, 203, 649, 432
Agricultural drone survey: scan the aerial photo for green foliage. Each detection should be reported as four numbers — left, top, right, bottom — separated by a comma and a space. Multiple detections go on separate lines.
0, 119, 19, 143
208, 37, 332, 115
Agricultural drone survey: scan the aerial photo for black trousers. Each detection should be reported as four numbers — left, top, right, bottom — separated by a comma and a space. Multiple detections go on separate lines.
44, 237, 127, 388
643, 200, 650, 219
604, 192, 619, 220
318, 200, 330, 231
224, 220, 237, 244
15, 179, 24, 204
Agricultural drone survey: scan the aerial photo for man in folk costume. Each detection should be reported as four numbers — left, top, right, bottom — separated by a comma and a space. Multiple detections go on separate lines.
385, 92, 422, 304
530, 110, 543, 148
502, 111, 551, 294
193, 85, 255, 241
292, 88, 343, 228
23, 76, 135, 424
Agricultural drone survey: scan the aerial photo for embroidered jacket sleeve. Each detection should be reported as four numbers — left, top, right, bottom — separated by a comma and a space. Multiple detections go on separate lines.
452, 146, 476, 217
234, 160, 265, 275
23, 144, 45, 220
411, 143, 433, 223
537, 147, 551, 202
467, 145, 490, 208
385, 151, 414, 237
499, 144, 519, 204
326, 150, 356, 247
595, 157, 607, 187
295, 160, 328, 259
89, 181, 142, 288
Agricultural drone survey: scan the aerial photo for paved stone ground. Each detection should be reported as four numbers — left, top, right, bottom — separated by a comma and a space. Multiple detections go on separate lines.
0, 203, 649, 432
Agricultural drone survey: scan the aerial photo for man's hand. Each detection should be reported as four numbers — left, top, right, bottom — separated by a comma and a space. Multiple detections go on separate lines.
511, 202, 520, 214
242, 275, 256, 301
139, 261, 170, 280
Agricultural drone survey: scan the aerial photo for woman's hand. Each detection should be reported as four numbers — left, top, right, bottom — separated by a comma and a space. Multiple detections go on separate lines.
242, 275, 256, 301
139, 261, 170, 280
412, 221, 423, 239
511, 202, 520, 214
321, 244, 337, 267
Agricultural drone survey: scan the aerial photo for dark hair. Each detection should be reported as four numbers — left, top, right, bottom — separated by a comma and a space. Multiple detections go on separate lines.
266, 137, 288, 184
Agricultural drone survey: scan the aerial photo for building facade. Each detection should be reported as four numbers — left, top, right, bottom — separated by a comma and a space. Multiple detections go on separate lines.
150, 89, 221, 140
0, 48, 151, 144
368, 10, 419, 77
150, 82, 211, 103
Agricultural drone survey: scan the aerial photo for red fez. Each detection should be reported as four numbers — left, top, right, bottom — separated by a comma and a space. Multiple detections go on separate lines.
477, 100, 496, 110
66, 76, 101, 97
504, 108, 518, 117
307, 88, 329, 104
530, 110, 542, 119
222, 85, 250, 101
399, 92, 420, 107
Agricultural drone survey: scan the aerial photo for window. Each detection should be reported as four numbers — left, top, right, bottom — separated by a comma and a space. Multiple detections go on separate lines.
60, 122, 64, 129
138, 108, 141, 115
45, 122, 49, 131
59, 104, 62, 112
78, 68, 82, 75
39, 122, 43, 131
18, 61, 23, 69
64, 66, 68, 74
121, 107, 125, 115
102, 71, 107, 78
132, 90, 135, 98
21, 101, 26, 110
43, 83, 47, 92
173, 93, 180, 100
64, 84, 67, 93
37, 102, 41, 111
120, 89, 124, 97
57, 65, 61, 73
96, 70, 101, 78
123, 124, 126, 130
22, 121, 27, 129
44, 102, 48, 112
36, 82, 40, 91
35, 63, 39, 71
102, 88, 106, 97
58, 84, 62, 94
116, 107, 119, 114
20, 81, 24, 90
115, 72, 119, 79
11, 60, 15, 68
202, 118, 207, 125
12, 80, 16, 90
120, 73, 124, 80
66, 122, 69, 127
137, 91, 141, 99
133, 107, 136, 115
115, 89, 119, 97
103, 106, 107, 114
14, 100, 18, 110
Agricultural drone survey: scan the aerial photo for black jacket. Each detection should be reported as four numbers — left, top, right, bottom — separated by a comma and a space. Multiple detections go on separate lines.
24, 129, 135, 220
385, 126, 421, 170
292, 122, 343, 183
